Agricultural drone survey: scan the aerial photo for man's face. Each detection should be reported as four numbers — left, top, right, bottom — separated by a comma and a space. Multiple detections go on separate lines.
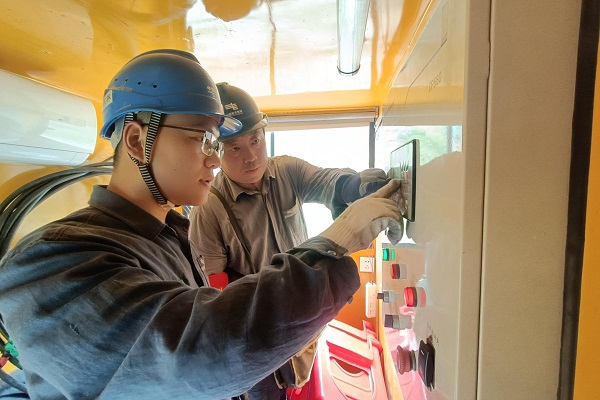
150, 113, 221, 206
220, 128, 268, 188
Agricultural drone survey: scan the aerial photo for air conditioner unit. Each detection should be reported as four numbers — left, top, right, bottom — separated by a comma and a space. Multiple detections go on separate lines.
0, 69, 97, 166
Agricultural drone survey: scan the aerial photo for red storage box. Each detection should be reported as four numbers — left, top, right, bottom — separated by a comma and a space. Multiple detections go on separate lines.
288, 320, 387, 400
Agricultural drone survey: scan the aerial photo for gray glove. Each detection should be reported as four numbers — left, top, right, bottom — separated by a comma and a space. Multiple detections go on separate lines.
320, 179, 402, 254
384, 188, 404, 244
339, 168, 389, 203
385, 216, 404, 245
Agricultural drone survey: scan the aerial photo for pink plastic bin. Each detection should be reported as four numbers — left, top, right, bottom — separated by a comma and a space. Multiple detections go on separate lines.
288, 320, 387, 400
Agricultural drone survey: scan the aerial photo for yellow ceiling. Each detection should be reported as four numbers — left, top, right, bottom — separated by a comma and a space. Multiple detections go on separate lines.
0, 0, 435, 115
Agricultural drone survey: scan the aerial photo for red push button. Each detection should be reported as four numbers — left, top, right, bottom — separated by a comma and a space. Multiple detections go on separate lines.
404, 286, 426, 307
396, 345, 416, 375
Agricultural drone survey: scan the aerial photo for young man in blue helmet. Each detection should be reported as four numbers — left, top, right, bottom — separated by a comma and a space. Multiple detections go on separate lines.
0, 50, 402, 399
188, 83, 400, 400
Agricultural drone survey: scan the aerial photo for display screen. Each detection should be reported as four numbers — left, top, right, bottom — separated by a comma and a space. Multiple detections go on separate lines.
388, 139, 418, 221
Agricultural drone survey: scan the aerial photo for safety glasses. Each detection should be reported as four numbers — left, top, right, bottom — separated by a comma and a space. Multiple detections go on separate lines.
156, 124, 224, 157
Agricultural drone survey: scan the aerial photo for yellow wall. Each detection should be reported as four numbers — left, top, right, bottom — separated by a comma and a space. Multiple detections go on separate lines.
0, 1, 436, 120
573, 47, 600, 399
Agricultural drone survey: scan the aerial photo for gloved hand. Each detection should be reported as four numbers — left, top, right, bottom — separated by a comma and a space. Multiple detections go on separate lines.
339, 168, 389, 204
385, 188, 404, 244
320, 179, 402, 254
385, 216, 404, 245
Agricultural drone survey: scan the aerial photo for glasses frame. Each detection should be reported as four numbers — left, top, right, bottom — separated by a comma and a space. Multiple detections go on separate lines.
142, 122, 223, 157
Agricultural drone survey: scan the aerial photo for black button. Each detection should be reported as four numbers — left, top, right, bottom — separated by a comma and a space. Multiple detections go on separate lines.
418, 339, 435, 389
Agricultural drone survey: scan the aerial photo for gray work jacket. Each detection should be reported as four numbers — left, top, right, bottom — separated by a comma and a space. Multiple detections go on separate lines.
0, 185, 359, 399
189, 156, 354, 277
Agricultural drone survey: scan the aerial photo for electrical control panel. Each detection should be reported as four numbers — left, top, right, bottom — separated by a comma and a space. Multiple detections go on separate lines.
373, 0, 482, 398
372, 0, 573, 398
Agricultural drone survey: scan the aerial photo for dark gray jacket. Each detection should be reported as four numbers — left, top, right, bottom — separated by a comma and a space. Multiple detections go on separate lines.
0, 186, 359, 399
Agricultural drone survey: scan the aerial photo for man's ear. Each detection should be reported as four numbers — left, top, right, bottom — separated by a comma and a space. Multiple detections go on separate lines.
122, 121, 146, 163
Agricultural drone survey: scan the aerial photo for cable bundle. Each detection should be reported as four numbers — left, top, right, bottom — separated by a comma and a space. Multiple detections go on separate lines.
0, 162, 113, 255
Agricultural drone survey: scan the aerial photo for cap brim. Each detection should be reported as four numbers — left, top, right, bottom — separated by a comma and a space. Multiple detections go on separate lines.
218, 115, 243, 137
220, 117, 268, 141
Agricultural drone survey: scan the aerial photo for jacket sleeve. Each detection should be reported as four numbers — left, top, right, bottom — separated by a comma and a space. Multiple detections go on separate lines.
0, 236, 359, 399
277, 155, 355, 210
170, 237, 360, 397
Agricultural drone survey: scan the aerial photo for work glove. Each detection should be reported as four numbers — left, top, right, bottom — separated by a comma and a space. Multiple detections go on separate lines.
332, 168, 389, 219
339, 168, 389, 203
385, 187, 405, 244
385, 215, 403, 244
320, 179, 403, 254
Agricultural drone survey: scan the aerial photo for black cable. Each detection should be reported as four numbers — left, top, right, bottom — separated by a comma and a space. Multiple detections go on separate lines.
0, 173, 90, 254
0, 168, 112, 255
0, 162, 112, 214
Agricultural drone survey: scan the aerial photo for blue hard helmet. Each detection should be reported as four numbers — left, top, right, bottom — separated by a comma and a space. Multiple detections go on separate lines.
216, 82, 268, 141
100, 49, 241, 140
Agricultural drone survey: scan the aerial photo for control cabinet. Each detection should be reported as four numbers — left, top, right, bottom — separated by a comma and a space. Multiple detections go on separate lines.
372, 0, 574, 398
374, 0, 482, 398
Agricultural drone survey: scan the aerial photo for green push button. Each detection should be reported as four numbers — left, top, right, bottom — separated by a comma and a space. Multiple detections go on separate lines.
382, 248, 390, 261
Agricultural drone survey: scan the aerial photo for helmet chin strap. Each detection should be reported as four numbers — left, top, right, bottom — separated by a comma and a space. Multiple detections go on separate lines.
127, 112, 175, 209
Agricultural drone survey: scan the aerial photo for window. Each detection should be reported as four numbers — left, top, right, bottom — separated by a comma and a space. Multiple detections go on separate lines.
268, 126, 370, 237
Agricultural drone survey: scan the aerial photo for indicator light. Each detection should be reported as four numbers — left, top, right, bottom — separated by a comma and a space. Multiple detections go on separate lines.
382, 248, 390, 261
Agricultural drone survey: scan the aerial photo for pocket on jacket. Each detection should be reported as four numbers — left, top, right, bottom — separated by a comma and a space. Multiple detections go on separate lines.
282, 197, 308, 246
